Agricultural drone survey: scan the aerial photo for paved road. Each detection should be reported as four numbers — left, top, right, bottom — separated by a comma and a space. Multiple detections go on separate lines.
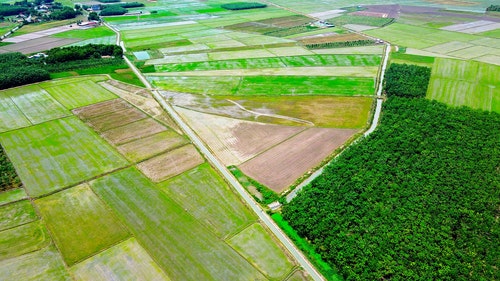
106, 22, 326, 281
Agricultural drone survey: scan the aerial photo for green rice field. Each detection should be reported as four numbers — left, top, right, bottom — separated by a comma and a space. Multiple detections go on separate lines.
0, 221, 51, 261
0, 117, 128, 197
157, 163, 256, 238
151, 75, 375, 96
427, 58, 500, 113
90, 167, 266, 281
0, 200, 37, 231
35, 184, 130, 265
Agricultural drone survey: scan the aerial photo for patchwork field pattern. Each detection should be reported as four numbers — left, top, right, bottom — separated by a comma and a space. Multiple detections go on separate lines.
427, 58, 500, 113
0, 117, 128, 197
35, 184, 130, 265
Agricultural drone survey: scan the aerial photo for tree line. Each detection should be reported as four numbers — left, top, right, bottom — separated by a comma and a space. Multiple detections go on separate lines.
0, 145, 22, 192
280, 65, 500, 280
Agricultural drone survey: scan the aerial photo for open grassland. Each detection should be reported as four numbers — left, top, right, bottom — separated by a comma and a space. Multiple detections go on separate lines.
157, 163, 256, 238
71, 238, 170, 281
239, 128, 358, 192
91, 168, 266, 281
0, 117, 128, 197
228, 223, 295, 279
156, 54, 381, 72
35, 184, 130, 266
390, 52, 435, 67
174, 106, 305, 165
0, 221, 51, 261
427, 58, 500, 112
0, 85, 69, 131
0, 200, 37, 231
0, 245, 71, 281
151, 76, 375, 96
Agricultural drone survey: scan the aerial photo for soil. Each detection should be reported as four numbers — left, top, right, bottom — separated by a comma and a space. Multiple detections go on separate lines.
239, 128, 358, 193
0, 37, 80, 54
117, 131, 188, 163
101, 118, 168, 145
137, 144, 204, 182
299, 33, 369, 44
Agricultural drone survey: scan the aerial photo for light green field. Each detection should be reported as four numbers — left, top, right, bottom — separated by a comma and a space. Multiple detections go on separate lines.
0, 245, 71, 281
0, 188, 27, 206
90, 167, 266, 281
0, 200, 37, 231
69, 36, 117, 46
52, 26, 116, 39
390, 53, 435, 67
35, 184, 130, 266
364, 23, 479, 49
151, 75, 375, 96
0, 117, 128, 197
42, 80, 117, 109
427, 58, 500, 113
0, 94, 31, 133
156, 54, 381, 72
229, 223, 295, 279
157, 163, 256, 238
0, 221, 51, 261
0, 85, 69, 126
71, 238, 170, 281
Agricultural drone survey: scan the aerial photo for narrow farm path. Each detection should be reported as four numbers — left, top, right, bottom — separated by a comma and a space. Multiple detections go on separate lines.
106, 22, 326, 281
286, 43, 391, 202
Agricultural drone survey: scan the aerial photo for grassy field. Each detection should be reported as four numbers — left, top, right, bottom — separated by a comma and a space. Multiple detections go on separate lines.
91, 167, 266, 281
155, 54, 381, 72
228, 223, 295, 279
157, 163, 256, 238
0, 245, 71, 281
0, 188, 26, 206
151, 75, 375, 96
0, 220, 51, 261
70, 238, 170, 281
0, 200, 37, 231
0, 117, 128, 197
427, 58, 500, 113
0, 85, 70, 127
52, 26, 116, 39
35, 184, 130, 265
390, 52, 435, 67
42, 80, 117, 109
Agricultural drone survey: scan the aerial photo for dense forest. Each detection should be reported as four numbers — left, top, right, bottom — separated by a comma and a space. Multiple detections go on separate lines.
0, 145, 22, 192
221, 2, 267, 10
282, 97, 500, 280
0, 52, 50, 89
384, 63, 431, 98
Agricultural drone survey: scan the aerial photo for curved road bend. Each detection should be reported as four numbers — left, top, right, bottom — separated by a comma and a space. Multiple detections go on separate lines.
106, 22, 326, 281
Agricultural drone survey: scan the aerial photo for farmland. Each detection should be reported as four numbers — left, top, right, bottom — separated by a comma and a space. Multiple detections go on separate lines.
427, 58, 500, 112
1, 0, 499, 280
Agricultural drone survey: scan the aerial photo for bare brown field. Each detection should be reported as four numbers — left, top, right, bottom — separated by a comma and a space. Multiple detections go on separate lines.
223, 15, 311, 33
0, 37, 80, 54
175, 107, 304, 165
72, 99, 131, 120
101, 118, 167, 145
85, 108, 147, 132
239, 128, 358, 193
99, 81, 181, 133
117, 130, 188, 162
258, 15, 312, 27
137, 144, 204, 182
299, 33, 369, 44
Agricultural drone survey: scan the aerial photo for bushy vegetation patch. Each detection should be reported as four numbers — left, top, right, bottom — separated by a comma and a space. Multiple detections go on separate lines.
100, 5, 127, 16
221, 2, 266, 10
0, 53, 49, 89
229, 165, 279, 204
282, 97, 500, 281
384, 63, 431, 98
486, 5, 500, 12
305, 40, 375, 49
0, 145, 22, 192
0, 5, 28, 16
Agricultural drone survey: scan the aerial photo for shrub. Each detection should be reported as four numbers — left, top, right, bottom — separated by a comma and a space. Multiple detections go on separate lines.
221, 2, 266, 10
